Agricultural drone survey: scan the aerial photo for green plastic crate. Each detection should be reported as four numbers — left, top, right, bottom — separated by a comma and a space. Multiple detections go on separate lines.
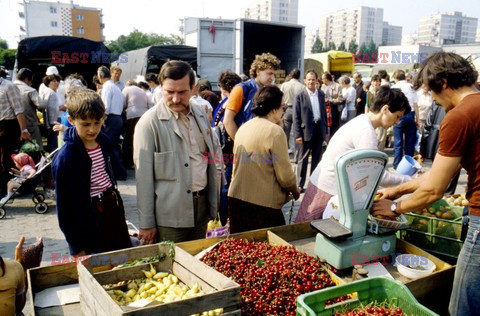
405, 200, 463, 240
399, 229, 463, 258
296, 277, 438, 316
399, 230, 433, 249
431, 235, 463, 258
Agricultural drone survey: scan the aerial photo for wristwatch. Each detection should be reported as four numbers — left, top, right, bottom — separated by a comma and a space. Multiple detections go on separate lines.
22, 129, 29, 133
390, 202, 400, 216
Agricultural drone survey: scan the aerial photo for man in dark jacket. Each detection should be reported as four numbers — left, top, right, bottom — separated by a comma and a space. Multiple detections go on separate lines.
293, 69, 327, 192
353, 72, 366, 116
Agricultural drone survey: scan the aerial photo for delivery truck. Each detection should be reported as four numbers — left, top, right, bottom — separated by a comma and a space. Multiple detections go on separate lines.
112, 45, 197, 83
183, 18, 305, 91
14, 35, 110, 89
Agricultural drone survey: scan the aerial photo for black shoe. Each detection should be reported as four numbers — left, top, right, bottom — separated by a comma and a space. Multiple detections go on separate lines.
299, 187, 306, 194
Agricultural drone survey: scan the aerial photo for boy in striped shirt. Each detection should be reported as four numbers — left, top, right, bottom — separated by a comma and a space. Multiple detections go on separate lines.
52, 89, 131, 256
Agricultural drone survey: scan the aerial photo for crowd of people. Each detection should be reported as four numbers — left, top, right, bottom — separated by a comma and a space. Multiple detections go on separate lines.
0, 50, 479, 315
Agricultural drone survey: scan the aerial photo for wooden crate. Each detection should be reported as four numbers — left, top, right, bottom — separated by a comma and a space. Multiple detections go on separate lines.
27, 262, 80, 316
78, 243, 241, 315
177, 222, 455, 299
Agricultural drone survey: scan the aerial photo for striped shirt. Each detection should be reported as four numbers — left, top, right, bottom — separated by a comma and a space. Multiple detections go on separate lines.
86, 145, 112, 197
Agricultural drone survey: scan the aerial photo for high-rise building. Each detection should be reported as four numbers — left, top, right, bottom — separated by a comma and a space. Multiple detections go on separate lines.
19, 0, 104, 41
244, 0, 298, 24
417, 11, 477, 45
382, 22, 402, 45
318, 6, 390, 49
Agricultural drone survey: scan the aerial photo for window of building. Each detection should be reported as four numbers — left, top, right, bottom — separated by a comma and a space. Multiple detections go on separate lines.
76, 27, 85, 34
76, 14, 84, 21
51, 21, 58, 27
50, 6, 57, 14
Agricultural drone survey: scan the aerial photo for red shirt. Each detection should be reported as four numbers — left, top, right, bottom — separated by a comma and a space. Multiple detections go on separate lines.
438, 92, 480, 215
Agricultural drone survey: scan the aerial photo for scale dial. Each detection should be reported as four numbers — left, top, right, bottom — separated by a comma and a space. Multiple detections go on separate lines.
345, 158, 386, 211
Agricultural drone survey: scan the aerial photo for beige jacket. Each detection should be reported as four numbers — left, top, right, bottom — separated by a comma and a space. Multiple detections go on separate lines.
228, 117, 297, 209
134, 99, 219, 228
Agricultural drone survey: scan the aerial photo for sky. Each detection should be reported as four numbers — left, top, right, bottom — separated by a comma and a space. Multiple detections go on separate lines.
1, 0, 480, 48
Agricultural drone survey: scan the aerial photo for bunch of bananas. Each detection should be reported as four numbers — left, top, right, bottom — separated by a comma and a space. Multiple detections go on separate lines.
105, 264, 223, 315
207, 218, 222, 231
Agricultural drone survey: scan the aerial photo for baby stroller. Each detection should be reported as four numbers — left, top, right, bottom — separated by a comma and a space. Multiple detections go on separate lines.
0, 148, 60, 219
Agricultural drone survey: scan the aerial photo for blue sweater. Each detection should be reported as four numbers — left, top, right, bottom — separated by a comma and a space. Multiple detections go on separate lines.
52, 127, 124, 255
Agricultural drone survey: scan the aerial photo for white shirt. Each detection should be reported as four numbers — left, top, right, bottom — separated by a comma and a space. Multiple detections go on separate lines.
190, 95, 213, 112
39, 81, 65, 116
101, 80, 124, 115
145, 90, 154, 108
342, 86, 356, 111
416, 90, 433, 121
153, 86, 162, 105
307, 88, 321, 121
392, 80, 418, 111
310, 114, 410, 195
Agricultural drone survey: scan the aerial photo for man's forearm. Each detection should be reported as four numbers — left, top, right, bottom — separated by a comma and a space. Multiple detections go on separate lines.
392, 171, 428, 196
16, 113, 27, 130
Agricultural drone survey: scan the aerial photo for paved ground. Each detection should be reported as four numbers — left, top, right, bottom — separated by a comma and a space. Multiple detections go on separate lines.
0, 149, 467, 315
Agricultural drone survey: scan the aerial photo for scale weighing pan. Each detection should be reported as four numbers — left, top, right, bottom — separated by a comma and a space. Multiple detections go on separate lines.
311, 218, 353, 240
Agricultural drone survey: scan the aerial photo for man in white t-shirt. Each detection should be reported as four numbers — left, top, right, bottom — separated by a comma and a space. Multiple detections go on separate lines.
391, 70, 419, 169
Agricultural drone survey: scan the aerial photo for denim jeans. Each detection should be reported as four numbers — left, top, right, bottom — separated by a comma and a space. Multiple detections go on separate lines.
449, 214, 480, 316
393, 112, 417, 169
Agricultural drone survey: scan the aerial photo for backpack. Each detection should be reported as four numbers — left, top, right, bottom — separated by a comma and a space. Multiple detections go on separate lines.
234, 79, 259, 127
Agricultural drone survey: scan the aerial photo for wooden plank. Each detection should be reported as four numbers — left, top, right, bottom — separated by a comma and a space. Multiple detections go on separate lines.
172, 261, 215, 293
267, 230, 291, 246
27, 268, 36, 315
122, 288, 241, 316
177, 229, 270, 255
174, 246, 238, 290
92, 260, 173, 285
83, 243, 170, 273
78, 263, 124, 315
28, 263, 78, 292
270, 222, 317, 241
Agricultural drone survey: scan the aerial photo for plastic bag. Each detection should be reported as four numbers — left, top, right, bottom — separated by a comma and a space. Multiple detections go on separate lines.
206, 217, 230, 239
19, 140, 41, 155
340, 106, 348, 122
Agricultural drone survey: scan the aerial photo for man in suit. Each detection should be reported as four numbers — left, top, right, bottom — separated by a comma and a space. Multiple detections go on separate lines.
353, 72, 366, 116
293, 69, 327, 192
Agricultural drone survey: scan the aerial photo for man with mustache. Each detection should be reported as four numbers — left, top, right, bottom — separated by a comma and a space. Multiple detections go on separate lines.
134, 60, 219, 244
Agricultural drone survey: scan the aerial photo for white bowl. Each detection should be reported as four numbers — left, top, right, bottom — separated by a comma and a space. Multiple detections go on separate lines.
395, 254, 436, 279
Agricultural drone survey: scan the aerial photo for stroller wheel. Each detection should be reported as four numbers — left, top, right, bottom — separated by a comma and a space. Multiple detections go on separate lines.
0, 207, 5, 219
35, 202, 48, 214
32, 193, 45, 204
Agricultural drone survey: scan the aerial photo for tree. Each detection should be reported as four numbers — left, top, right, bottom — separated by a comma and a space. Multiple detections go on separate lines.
327, 42, 336, 51
348, 40, 358, 53
338, 41, 346, 52
359, 42, 367, 55
0, 38, 8, 50
367, 39, 378, 56
311, 37, 323, 53
106, 29, 184, 54
0, 49, 16, 69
